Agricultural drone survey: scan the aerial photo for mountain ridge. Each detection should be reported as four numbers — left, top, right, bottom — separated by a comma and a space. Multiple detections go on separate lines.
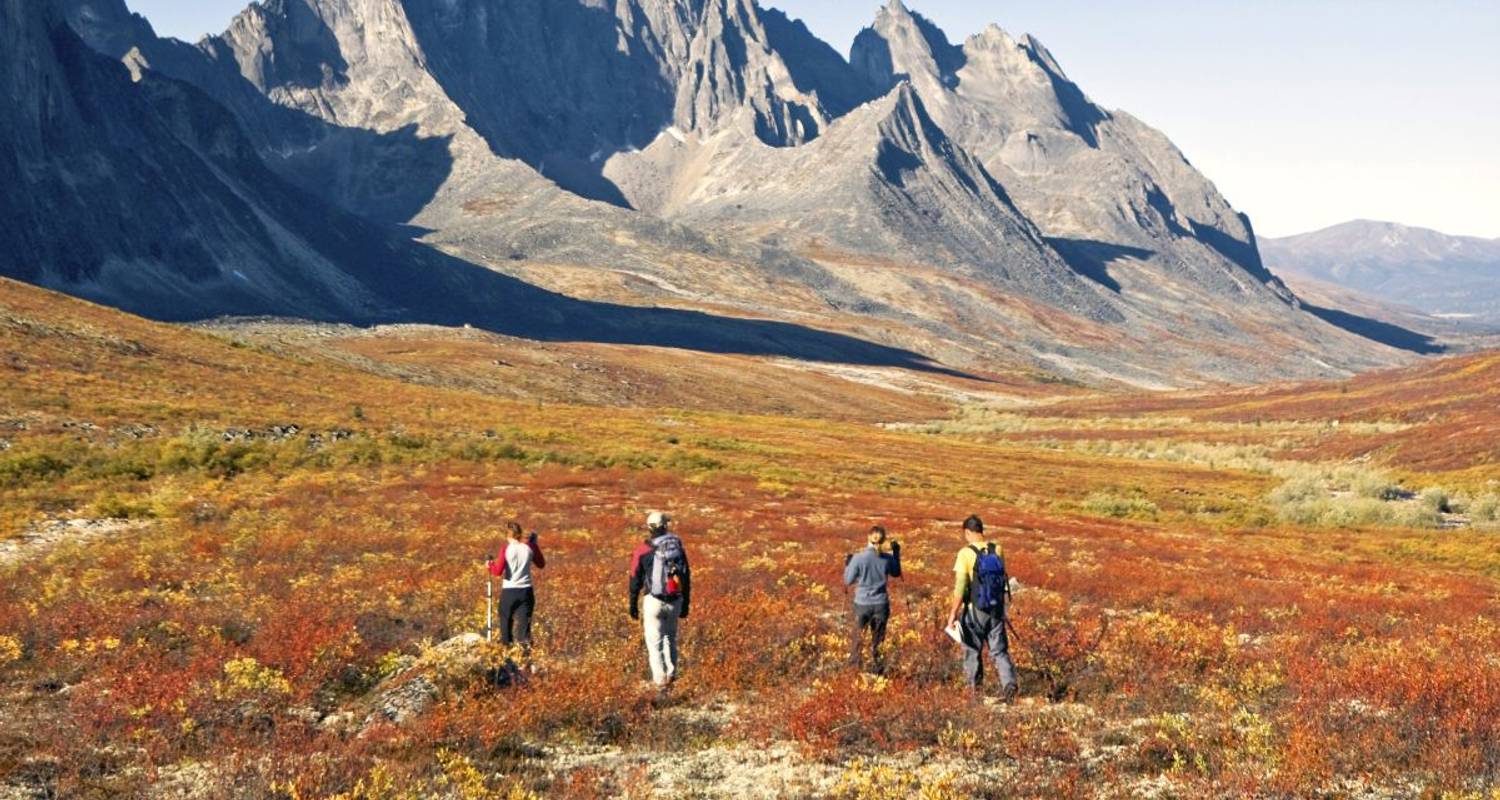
1261, 220, 1500, 324
9, 0, 1429, 387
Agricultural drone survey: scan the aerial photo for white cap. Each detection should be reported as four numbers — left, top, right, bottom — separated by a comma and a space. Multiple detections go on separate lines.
647, 511, 671, 530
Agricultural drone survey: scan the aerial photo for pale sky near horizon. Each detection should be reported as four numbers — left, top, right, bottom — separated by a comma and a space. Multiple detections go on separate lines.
130, 0, 1500, 239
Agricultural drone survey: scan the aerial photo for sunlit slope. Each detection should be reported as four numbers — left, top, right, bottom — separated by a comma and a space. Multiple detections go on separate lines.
1048, 349, 1500, 472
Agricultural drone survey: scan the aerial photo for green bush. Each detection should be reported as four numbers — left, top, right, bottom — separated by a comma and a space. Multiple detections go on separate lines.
1352, 472, 1403, 500
1268, 476, 1322, 507
1417, 488, 1452, 514
1469, 494, 1500, 527
1082, 492, 1159, 520
1319, 498, 1395, 528
0, 452, 71, 487
90, 493, 156, 520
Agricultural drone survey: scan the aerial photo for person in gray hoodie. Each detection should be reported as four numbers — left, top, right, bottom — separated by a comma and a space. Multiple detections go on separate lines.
843, 525, 902, 674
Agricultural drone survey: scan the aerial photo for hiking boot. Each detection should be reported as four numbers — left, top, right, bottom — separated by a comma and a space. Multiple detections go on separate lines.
1001, 683, 1019, 704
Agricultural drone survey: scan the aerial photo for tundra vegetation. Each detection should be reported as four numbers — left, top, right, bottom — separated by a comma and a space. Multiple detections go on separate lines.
1, 282, 1498, 798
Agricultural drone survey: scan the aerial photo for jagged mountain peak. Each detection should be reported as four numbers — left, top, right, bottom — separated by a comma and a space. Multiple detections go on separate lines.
22, 0, 1418, 386
853, 0, 964, 90
674, 0, 832, 146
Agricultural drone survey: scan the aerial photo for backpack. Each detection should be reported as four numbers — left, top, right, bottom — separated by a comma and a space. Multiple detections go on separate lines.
649, 534, 688, 599
970, 544, 1008, 614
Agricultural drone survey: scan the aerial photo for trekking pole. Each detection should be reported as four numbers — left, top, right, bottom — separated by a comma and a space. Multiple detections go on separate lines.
484, 557, 494, 643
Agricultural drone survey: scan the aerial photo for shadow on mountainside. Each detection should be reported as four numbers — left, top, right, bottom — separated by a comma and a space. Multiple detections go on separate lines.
1302, 303, 1445, 356
375, 241, 987, 381
401, 2, 679, 209
60, 0, 455, 226
148, 178, 986, 380
1046, 238, 1154, 293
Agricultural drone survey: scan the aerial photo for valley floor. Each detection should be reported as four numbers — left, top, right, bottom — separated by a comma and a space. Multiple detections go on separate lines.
1, 281, 1498, 799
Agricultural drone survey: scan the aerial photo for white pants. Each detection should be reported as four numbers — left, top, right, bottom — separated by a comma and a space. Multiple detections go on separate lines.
641, 594, 682, 687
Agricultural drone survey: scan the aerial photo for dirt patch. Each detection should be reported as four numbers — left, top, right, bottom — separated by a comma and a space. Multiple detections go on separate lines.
0, 518, 148, 566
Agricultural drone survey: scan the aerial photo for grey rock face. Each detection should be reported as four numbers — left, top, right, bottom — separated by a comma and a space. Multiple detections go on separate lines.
651, 82, 1122, 323
1261, 221, 1500, 324
30, 0, 1422, 385
850, 0, 1285, 300
0, 0, 387, 320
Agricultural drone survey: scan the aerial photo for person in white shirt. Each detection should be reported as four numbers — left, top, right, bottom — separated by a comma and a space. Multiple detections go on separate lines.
489, 521, 545, 657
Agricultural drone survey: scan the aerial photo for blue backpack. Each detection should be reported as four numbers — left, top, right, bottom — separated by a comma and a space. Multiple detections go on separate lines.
970, 544, 1008, 614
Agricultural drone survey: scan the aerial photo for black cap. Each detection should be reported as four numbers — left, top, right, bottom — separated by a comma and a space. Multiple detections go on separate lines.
963, 514, 984, 534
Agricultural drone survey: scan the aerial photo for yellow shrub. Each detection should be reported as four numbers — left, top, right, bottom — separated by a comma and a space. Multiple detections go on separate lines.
216, 657, 292, 698
832, 759, 962, 800
0, 635, 22, 667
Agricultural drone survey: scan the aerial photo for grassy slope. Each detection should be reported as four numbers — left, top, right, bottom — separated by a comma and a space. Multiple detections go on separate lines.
1, 279, 1498, 798
1042, 348, 1500, 475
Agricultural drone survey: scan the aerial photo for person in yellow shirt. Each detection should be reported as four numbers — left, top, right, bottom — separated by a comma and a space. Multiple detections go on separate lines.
944, 515, 1018, 699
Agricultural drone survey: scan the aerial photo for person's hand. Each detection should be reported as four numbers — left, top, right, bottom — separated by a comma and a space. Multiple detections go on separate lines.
630, 608, 639, 621
891, 541, 901, 554
679, 608, 689, 620
844, 552, 853, 566
527, 531, 538, 546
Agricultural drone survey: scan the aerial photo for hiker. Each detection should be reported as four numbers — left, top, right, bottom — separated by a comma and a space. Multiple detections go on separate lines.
489, 522, 545, 658
629, 511, 691, 690
843, 525, 902, 673
945, 515, 1018, 699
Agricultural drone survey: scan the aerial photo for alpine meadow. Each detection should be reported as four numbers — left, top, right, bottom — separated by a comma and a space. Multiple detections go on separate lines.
2, 1, 1499, 798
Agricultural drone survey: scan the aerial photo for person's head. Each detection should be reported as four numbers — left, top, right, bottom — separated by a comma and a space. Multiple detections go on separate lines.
506, 521, 524, 540
867, 525, 887, 548
962, 514, 985, 542
646, 511, 671, 536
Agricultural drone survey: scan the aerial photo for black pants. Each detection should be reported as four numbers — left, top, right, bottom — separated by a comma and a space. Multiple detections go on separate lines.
851, 603, 890, 672
499, 587, 535, 651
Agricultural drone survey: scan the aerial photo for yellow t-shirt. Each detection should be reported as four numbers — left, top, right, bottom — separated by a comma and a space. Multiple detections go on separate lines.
953, 541, 1001, 602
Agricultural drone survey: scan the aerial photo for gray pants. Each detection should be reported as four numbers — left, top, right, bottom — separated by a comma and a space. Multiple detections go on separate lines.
641, 594, 681, 687
960, 606, 1017, 690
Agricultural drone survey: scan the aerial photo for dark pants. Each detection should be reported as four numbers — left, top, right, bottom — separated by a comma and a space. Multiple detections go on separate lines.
499, 587, 535, 651
851, 603, 890, 672
961, 606, 1017, 690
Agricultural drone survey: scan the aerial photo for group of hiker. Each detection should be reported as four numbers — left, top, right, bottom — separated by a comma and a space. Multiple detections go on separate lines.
486, 512, 1017, 699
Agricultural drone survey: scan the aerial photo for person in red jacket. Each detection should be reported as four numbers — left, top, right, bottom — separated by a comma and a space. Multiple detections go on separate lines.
489, 521, 545, 658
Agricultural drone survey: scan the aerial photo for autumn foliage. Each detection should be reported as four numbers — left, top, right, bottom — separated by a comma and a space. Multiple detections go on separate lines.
2, 280, 1499, 798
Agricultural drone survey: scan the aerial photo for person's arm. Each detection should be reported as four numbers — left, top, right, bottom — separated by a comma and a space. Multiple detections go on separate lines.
946, 553, 968, 626
528, 532, 545, 569
629, 551, 646, 620
489, 545, 507, 578
888, 543, 902, 579
679, 553, 691, 619
843, 552, 859, 586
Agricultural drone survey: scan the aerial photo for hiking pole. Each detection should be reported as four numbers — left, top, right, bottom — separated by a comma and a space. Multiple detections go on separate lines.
484, 557, 494, 643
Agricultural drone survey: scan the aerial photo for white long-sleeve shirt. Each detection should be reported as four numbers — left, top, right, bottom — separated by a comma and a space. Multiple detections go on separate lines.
491, 539, 545, 589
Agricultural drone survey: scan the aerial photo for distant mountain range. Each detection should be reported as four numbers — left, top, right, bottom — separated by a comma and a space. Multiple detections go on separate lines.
0, 0, 1431, 387
1260, 221, 1500, 325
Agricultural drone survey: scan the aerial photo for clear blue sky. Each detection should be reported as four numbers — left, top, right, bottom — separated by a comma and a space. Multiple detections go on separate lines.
132, 0, 1500, 239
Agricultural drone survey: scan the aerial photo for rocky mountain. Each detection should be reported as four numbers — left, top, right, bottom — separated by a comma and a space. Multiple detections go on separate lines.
12, 0, 1426, 387
0, 0, 395, 320
1260, 221, 1500, 324
850, 1, 1283, 300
